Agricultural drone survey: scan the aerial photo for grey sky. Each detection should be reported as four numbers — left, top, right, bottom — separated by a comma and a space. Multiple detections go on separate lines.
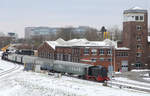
0, 0, 149, 38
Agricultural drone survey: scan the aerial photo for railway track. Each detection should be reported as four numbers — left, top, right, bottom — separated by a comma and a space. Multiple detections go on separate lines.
107, 79, 150, 93
0, 63, 21, 77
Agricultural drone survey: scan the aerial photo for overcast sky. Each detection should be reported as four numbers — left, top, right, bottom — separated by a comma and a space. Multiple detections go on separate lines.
0, 0, 150, 38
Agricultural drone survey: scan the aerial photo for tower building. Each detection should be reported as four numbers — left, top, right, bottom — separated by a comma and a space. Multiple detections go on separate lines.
122, 7, 149, 69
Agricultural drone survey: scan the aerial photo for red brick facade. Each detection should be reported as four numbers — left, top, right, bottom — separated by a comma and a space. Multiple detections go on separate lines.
38, 42, 55, 59
38, 42, 129, 72
122, 8, 150, 70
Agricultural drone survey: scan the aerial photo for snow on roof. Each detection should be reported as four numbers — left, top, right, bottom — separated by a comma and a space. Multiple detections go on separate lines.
67, 38, 89, 46
68, 38, 88, 43
124, 6, 147, 14
45, 38, 129, 50
116, 47, 130, 50
130, 6, 143, 10
55, 38, 66, 44
46, 41, 60, 50
148, 36, 150, 42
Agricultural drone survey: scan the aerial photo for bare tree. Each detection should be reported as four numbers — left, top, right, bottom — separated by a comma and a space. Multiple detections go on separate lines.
56, 27, 81, 41
107, 25, 122, 41
0, 36, 12, 49
83, 28, 99, 41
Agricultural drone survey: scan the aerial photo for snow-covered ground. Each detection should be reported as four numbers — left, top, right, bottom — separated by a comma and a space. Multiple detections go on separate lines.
143, 73, 150, 81
112, 77, 150, 90
143, 73, 150, 77
0, 70, 150, 96
0, 59, 16, 73
131, 69, 150, 72
143, 78, 150, 81
0, 53, 149, 95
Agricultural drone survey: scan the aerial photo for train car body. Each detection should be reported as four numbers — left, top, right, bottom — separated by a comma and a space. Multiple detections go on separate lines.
15, 49, 34, 56
22, 55, 37, 64
7, 54, 18, 62
16, 55, 24, 64
53, 60, 91, 76
2, 53, 110, 82
36, 58, 53, 70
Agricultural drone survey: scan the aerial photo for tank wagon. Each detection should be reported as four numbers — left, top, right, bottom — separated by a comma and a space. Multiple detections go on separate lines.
2, 52, 110, 82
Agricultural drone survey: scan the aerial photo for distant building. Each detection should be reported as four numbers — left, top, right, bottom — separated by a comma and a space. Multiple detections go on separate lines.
24, 26, 96, 39
25, 27, 61, 39
73, 26, 92, 33
7, 32, 18, 39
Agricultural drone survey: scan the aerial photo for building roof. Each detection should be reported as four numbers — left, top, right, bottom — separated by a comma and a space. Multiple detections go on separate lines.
45, 38, 129, 50
46, 41, 60, 50
124, 6, 147, 14
130, 6, 143, 10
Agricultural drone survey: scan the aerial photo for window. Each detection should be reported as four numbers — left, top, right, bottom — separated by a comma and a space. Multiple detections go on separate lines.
140, 16, 144, 20
135, 16, 139, 20
135, 16, 144, 21
137, 44, 142, 49
136, 26, 142, 30
84, 48, 89, 55
91, 58, 97, 62
91, 49, 97, 55
99, 49, 104, 55
136, 36, 141, 41
108, 58, 112, 62
107, 49, 112, 55
117, 52, 128, 57
136, 52, 142, 57
135, 63, 141, 68
99, 58, 104, 61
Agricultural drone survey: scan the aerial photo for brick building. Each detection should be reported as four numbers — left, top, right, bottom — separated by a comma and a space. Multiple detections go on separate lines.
121, 7, 150, 70
38, 38, 129, 72
38, 7, 150, 71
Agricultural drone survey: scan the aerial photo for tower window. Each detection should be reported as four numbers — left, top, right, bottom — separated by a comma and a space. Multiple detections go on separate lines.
136, 36, 141, 41
140, 16, 144, 20
136, 52, 142, 57
136, 44, 142, 49
136, 26, 142, 30
135, 16, 139, 20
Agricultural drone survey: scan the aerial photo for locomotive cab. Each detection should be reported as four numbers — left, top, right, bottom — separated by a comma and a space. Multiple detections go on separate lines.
1, 52, 9, 60
86, 66, 109, 82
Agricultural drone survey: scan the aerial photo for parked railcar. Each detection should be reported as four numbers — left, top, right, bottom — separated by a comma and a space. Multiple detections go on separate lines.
36, 58, 54, 70
15, 49, 34, 56
22, 55, 37, 65
53, 60, 92, 76
2, 53, 109, 82
7, 54, 18, 62
53, 60, 109, 81
16, 55, 24, 64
